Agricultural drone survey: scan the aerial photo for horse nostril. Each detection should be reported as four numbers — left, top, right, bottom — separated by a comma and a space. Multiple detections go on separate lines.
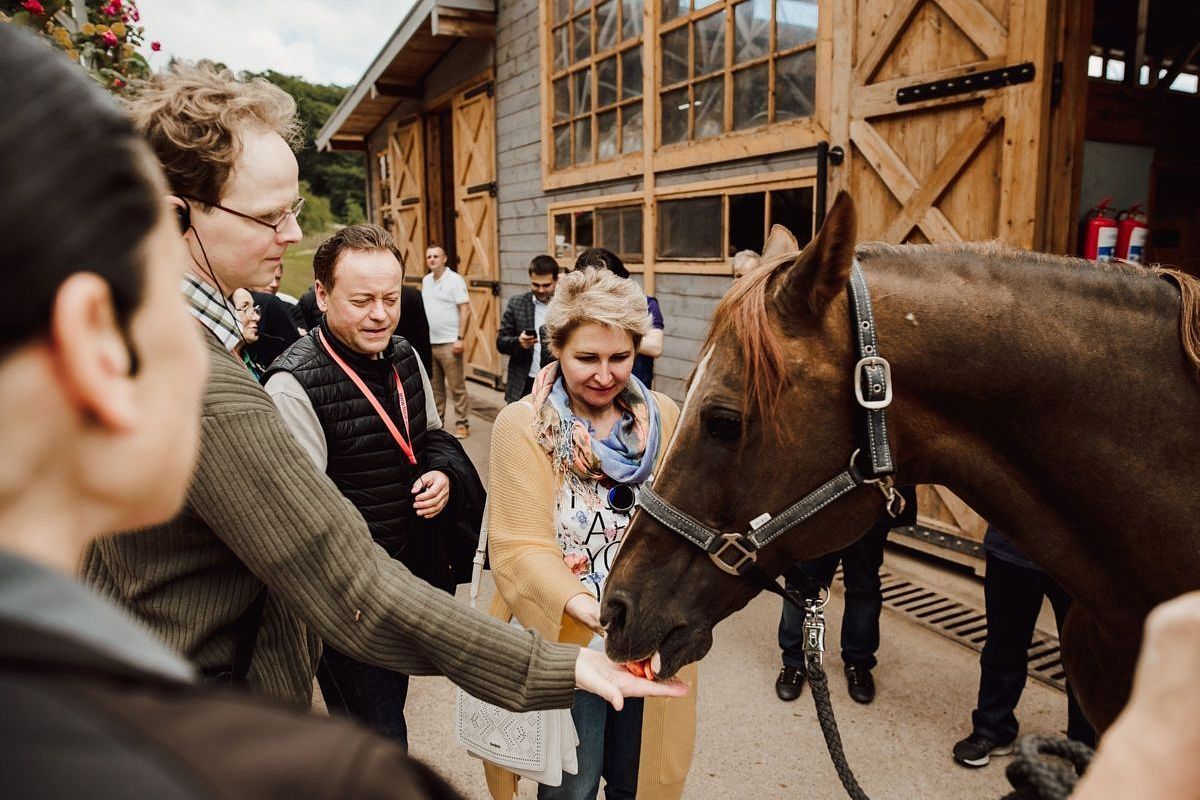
602, 589, 634, 633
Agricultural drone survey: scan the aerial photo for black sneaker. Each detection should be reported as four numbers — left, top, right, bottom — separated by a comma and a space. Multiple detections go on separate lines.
952, 733, 1014, 767
844, 664, 875, 704
775, 665, 805, 701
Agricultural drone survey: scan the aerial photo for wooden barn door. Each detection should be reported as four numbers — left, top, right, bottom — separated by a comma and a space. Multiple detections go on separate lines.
452, 79, 502, 386
379, 119, 426, 275
831, 0, 1058, 557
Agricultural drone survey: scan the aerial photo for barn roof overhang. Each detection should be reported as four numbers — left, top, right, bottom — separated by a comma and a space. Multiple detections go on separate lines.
316, 0, 495, 152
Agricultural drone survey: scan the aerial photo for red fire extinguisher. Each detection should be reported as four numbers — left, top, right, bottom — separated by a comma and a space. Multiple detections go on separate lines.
1082, 198, 1119, 262
1116, 204, 1149, 264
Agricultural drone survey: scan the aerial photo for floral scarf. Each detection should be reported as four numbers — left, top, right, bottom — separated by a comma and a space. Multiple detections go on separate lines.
531, 362, 662, 505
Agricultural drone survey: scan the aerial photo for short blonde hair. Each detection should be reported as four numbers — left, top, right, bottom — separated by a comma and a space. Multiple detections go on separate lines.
545, 267, 651, 354
127, 62, 302, 206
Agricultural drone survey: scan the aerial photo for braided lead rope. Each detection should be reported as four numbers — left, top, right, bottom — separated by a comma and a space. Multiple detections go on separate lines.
1000, 735, 1095, 800
806, 661, 872, 800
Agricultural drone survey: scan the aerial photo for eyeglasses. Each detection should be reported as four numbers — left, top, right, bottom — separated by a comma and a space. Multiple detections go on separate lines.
234, 304, 262, 317
193, 196, 305, 233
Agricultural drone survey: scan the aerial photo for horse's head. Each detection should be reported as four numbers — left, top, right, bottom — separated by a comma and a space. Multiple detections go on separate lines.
603, 192, 892, 676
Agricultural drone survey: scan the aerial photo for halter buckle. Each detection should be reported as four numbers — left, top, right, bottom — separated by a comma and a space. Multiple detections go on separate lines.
709, 533, 758, 576
854, 356, 893, 410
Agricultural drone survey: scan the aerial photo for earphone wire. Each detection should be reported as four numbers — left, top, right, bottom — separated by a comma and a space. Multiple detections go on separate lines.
181, 201, 248, 349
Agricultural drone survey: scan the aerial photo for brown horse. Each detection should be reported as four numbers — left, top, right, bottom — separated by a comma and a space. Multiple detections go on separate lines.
602, 192, 1200, 733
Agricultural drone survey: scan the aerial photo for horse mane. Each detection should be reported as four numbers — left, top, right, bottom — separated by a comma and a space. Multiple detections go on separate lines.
708, 240, 1200, 418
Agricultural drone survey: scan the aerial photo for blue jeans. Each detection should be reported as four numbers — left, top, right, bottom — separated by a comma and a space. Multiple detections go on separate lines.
538, 691, 643, 800
971, 553, 1095, 747
316, 644, 409, 747
779, 517, 888, 670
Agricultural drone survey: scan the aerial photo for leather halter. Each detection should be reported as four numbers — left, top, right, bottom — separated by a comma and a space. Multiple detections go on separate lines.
635, 260, 905, 585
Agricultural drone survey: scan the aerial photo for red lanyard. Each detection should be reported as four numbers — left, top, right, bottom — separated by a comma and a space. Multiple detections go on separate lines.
318, 328, 417, 465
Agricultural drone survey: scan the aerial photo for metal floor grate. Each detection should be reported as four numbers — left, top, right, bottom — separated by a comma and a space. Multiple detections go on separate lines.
833, 568, 1067, 692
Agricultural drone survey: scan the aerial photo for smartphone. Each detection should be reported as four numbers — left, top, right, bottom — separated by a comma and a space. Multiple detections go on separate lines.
522, 328, 537, 338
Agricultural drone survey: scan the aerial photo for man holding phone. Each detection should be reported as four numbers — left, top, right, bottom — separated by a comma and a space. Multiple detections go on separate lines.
497, 255, 559, 402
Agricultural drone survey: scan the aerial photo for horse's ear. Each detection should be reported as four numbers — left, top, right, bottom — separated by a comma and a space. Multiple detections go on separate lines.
772, 191, 857, 318
761, 224, 799, 261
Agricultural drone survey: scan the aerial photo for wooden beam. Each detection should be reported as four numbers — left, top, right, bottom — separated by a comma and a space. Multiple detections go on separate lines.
1156, 39, 1200, 91
432, 6, 495, 38
1126, 0, 1149, 86
855, 0, 923, 85
328, 137, 368, 152
372, 81, 423, 100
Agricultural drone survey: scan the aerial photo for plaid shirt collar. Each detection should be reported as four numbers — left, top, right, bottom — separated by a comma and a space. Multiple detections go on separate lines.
181, 272, 242, 352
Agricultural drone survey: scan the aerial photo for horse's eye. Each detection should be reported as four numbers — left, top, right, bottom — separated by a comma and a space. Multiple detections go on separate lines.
704, 410, 742, 441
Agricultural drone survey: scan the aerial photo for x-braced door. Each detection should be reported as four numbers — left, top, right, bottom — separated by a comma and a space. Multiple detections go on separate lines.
379, 119, 426, 275
830, 0, 1056, 552
452, 79, 501, 387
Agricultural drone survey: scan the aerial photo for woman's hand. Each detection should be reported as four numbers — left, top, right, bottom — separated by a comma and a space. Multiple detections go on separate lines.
574, 648, 689, 711
564, 592, 603, 634
411, 470, 450, 518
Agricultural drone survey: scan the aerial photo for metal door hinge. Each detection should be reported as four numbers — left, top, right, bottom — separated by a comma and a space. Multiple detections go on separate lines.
466, 181, 497, 197
896, 62, 1036, 105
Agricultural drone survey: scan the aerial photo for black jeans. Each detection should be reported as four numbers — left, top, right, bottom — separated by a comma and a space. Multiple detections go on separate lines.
971, 553, 1095, 747
537, 691, 643, 800
316, 645, 409, 747
779, 517, 889, 670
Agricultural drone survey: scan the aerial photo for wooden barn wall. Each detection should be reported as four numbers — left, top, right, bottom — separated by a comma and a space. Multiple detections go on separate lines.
363, 39, 496, 228
494, 0, 816, 403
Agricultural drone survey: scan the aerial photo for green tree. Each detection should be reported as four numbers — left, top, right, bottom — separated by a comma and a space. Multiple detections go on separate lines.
248, 70, 367, 226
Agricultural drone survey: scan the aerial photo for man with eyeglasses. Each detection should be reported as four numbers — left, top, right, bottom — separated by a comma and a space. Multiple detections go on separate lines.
83, 63, 681, 719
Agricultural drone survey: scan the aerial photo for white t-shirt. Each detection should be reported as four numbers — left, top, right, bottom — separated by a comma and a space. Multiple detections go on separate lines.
421, 269, 470, 344
529, 296, 548, 378
555, 477, 636, 650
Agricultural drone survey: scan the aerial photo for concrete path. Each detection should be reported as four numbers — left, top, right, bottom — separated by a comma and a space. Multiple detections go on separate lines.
400, 383, 1073, 799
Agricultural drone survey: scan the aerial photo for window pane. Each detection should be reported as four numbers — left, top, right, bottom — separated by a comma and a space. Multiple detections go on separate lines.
770, 186, 815, 246
554, 213, 572, 257
657, 197, 722, 258
553, 25, 569, 71
729, 192, 766, 254
621, 103, 643, 152
622, 0, 643, 40
554, 124, 571, 169
596, 207, 621, 251
622, 205, 644, 260
661, 0, 687, 23
661, 27, 689, 86
573, 13, 592, 62
775, 48, 816, 120
574, 118, 593, 163
621, 47, 643, 98
574, 0, 589, 11
734, 0, 770, 63
575, 210, 594, 250
694, 77, 724, 140
597, 109, 619, 160
733, 63, 769, 129
695, 11, 725, 77
596, 0, 618, 51
598, 56, 619, 107
554, 0, 570, 24
776, 0, 818, 51
660, 87, 689, 145
573, 67, 592, 115
554, 76, 571, 121
695, 0, 721, 8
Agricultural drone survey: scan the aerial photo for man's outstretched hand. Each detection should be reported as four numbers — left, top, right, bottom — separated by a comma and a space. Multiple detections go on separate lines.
574, 647, 688, 711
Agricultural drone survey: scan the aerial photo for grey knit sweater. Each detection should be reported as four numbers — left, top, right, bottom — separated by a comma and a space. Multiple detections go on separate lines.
82, 334, 578, 710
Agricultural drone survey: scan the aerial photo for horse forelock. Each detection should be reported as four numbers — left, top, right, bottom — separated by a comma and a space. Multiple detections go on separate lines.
707, 253, 793, 425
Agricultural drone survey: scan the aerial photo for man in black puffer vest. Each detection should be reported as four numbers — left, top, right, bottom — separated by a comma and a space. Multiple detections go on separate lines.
265, 225, 484, 747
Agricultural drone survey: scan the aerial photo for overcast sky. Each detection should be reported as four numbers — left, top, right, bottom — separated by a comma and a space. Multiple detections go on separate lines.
136, 0, 417, 86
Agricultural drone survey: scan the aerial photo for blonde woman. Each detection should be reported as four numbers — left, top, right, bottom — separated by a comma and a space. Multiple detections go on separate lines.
485, 268, 697, 800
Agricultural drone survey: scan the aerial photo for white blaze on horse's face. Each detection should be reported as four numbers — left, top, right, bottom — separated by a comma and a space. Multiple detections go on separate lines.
671, 345, 714, 451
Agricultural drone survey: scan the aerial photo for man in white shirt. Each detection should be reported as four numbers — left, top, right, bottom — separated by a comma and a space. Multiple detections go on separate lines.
420, 245, 472, 439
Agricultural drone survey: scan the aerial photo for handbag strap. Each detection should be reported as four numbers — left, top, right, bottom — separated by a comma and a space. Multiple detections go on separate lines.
469, 502, 489, 609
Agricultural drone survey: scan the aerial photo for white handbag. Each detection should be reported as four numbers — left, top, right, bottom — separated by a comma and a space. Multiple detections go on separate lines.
454, 515, 579, 786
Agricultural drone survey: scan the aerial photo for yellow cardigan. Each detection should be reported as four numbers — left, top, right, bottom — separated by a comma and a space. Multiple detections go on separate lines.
483, 392, 697, 799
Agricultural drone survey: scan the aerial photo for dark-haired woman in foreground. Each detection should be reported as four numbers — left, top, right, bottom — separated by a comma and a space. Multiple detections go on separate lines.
0, 24, 457, 799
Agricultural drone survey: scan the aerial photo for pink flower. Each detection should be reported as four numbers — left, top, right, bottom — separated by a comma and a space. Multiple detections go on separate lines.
129, 7, 139, 21
563, 552, 589, 577
21, 0, 46, 14
150, 40, 161, 51
102, 30, 118, 46
112, 77, 125, 88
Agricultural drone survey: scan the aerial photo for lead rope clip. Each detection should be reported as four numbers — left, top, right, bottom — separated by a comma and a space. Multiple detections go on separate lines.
802, 589, 828, 670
